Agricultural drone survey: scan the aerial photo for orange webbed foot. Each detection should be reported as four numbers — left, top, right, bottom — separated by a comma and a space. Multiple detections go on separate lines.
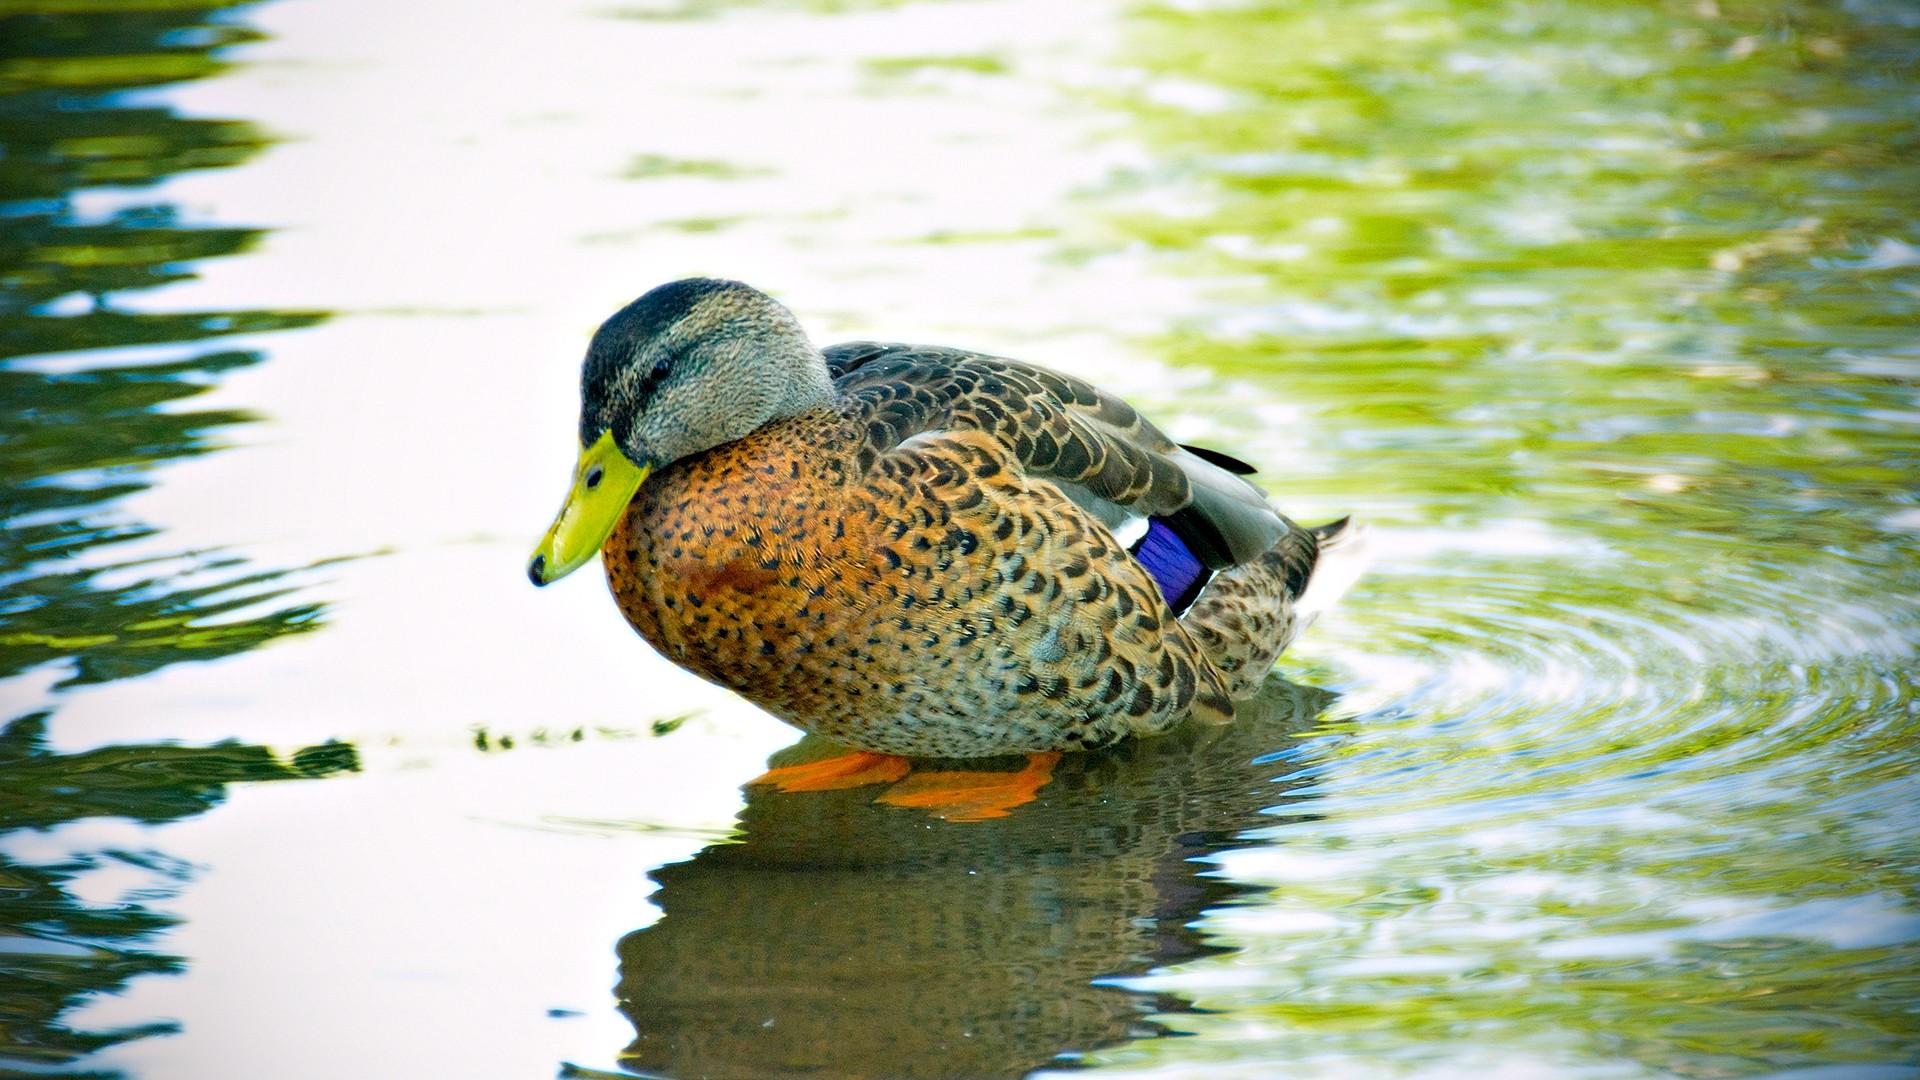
875, 752, 1062, 822
748, 750, 913, 792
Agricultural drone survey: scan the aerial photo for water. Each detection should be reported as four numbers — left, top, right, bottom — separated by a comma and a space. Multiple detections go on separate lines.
2, 0, 1916, 1077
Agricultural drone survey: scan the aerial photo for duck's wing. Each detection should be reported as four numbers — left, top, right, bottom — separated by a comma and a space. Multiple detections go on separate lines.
824, 341, 1289, 570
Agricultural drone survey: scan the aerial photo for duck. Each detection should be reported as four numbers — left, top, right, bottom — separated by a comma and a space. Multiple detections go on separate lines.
529, 278, 1360, 818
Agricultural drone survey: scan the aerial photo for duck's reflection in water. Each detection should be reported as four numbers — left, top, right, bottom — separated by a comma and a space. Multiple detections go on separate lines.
614, 677, 1337, 1080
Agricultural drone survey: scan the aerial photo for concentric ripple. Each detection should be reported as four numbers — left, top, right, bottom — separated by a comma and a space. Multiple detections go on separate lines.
1078, 528, 1920, 1076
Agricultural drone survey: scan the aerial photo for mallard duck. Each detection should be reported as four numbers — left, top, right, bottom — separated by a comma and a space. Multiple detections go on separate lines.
529, 279, 1358, 814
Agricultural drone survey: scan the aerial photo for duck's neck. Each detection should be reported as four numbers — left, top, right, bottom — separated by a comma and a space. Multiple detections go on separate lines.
766, 347, 836, 420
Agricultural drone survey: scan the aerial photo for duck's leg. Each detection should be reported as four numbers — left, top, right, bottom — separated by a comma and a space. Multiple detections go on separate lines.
875, 752, 1062, 822
749, 751, 912, 792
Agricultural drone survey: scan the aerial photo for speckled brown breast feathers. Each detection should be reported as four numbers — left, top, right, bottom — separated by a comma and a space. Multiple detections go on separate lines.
601, 342, 1334, 757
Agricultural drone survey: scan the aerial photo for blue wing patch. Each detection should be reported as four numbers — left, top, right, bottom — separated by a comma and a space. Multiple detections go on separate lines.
1131, 518, 1211, 615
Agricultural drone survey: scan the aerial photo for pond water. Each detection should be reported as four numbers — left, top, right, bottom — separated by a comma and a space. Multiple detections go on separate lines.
3, 0, 1917, 1077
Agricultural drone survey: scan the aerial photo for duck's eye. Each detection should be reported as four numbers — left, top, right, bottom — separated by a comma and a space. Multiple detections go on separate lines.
652, 358, 671, 379
585, 465, 604, 490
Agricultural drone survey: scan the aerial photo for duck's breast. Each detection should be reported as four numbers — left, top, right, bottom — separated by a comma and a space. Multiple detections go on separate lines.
601, 424, 878, 713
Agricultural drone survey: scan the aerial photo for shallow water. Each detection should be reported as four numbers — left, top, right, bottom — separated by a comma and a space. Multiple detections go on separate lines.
2, 0, 1916, 1077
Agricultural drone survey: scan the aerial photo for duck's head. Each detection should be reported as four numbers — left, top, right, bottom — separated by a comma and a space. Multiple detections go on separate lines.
528, 278, 830, 586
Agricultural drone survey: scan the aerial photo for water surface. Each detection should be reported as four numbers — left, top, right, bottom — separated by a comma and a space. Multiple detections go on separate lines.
2, 0, 1916, 1077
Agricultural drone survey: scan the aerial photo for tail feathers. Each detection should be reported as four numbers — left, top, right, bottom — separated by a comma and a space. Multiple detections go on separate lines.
1187, 680, 1237, 727
1310, 515, 1354, 542
1296, 516, 1370, 632
1180, 514, 1367, 700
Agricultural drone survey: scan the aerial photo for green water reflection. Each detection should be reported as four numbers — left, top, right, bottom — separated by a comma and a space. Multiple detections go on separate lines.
0, 2, 345, 1072
0, 714, 355, 1071
0, 2, 327, 687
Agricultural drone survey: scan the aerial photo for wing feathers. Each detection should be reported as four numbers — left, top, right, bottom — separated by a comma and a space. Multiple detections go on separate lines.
827, 341, 1289, 570
1181, 442, 1260, 475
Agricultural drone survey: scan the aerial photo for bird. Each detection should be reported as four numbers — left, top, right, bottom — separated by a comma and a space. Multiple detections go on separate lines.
528, 278, 1362, 818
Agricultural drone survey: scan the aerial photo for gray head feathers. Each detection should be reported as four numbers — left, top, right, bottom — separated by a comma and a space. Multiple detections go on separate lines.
580, 278, 833, 465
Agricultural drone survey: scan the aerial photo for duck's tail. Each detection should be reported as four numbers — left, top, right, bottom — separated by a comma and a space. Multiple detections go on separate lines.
1181, 516, 1369, 699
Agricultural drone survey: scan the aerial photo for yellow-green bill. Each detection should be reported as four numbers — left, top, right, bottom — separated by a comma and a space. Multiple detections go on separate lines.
528, 430, 651, 586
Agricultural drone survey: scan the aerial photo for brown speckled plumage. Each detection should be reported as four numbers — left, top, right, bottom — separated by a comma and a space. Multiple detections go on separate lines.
597, 324, 1345, 757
